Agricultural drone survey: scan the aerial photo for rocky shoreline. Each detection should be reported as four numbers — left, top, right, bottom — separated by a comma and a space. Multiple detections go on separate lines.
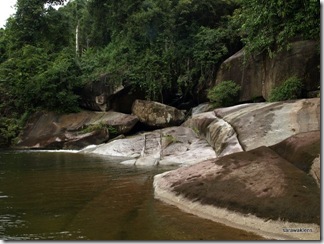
153, 137, 321, 240
15, 98, 321, 240
6, 38, 320, 240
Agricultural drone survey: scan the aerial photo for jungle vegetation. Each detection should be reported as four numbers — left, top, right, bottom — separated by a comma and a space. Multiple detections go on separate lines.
0, 0, 320, 146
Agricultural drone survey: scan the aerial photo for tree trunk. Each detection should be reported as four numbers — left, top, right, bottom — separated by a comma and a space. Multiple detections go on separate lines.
75, 20, 80, 56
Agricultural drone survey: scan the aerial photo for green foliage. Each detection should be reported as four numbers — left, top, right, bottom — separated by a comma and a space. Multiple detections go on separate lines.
0, 45, 49, 110
162, 133, 181, 148
231, 0, 320, 57
0, 46, 80, 113
0, 0, 240, 146
0, 111, 30, 147
78, 0, 240, 100
34, 48, 81, 112
1, 0, 318, 146
163, 134, 178, 143
0, 117, 20, 146
193, 24, 239, 84
207, 80, 241, 107
269, 76, 303, 102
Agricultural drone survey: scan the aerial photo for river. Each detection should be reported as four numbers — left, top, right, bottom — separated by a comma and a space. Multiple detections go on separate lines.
0, 150, 264, 240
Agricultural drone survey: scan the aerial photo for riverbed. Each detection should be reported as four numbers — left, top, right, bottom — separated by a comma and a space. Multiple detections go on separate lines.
0, 150, 264, 240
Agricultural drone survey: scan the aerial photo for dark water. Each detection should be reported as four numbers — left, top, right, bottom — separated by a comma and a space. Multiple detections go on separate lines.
0, 150, 263, 240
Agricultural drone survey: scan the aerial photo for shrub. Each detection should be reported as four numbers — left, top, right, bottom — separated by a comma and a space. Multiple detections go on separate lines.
0, 111, 29, 146
269, 76, 303, 102
207, 80, 241, 107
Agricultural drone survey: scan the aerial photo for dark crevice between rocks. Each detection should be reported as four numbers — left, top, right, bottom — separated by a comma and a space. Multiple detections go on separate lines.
125, 121, 161, 136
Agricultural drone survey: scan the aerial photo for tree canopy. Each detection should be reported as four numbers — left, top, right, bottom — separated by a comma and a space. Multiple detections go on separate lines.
231, 0, 320, 56
0, 0, 320, 146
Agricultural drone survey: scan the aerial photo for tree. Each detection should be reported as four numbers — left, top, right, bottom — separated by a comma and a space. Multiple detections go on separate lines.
0, 0, 79, 116
231, 0, 320, 57
75, 0, 240, 102
4, 0, 68, 50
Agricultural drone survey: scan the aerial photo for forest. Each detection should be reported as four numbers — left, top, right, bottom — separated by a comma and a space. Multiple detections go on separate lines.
0, 0, 320, 146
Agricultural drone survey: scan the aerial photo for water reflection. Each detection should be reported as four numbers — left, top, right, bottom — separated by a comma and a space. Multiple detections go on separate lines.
0, 151, 264, 240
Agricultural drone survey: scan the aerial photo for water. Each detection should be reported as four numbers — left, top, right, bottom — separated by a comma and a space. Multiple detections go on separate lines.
0, 150, 264, 240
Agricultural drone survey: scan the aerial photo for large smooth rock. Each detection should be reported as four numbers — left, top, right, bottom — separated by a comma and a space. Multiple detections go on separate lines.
270, 131, 320, 185
90, 111, 139, 134
215, 98, 320, 151
270, 131, 320, 173
85, 126, 216, 166
182, 111, 216, 136
206, 117, 243, 156
154, 144, 320, 240
132, 100, 185, 128
215, 40, 320, 101
183, 98, 319, 157
310, 156, 320, 187
191, 103, 213, 115
16, 110, 138, 149
183, 111, 243, 157
63, 129, 109, 150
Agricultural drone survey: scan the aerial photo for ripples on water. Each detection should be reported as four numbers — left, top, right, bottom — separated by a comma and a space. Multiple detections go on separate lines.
0, 150, 264, 240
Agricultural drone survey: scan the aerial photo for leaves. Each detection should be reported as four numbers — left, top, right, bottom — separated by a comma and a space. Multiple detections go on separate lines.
2, 0, 318, 145
269, 76, 303, 102
231, 0, 320, 56
207, 80, 241, 108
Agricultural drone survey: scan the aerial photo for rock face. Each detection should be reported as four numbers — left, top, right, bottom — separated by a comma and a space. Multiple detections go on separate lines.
95, 111, 139, 134
215, 98, 320, 151
84, 126, 216, 166
16, 111, 138, 149
184, 99, 320, 157
215, 40, 320, 102
185, 98, 320, 156
310, 156, 320, 187
78, 77, 126, 112
63, 129, 109, 150
183, 111, 243, 157
154, 133, 321, 240
153, 99, 321, 240
132, 100, 186, 128
270, 131, 320, 185
191, 103, 213, 115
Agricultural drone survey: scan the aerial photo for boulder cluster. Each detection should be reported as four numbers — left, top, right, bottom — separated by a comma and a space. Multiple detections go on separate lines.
15, 41, 320, 240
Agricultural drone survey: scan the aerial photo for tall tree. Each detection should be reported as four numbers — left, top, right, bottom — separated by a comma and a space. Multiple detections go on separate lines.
4, 0, 68, 50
